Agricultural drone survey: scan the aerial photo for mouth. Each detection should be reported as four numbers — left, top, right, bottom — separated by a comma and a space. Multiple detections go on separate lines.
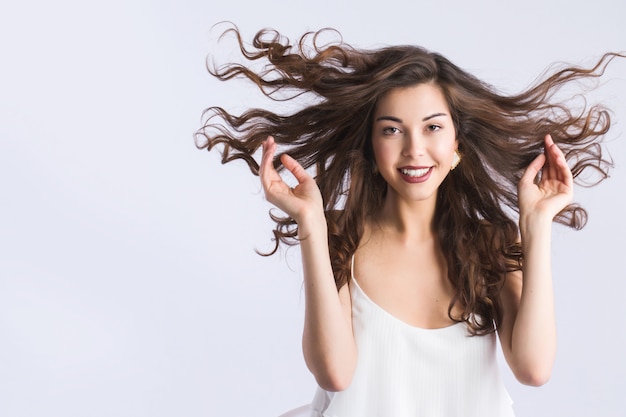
398, 166, 433, 183
399, 167, 431, 177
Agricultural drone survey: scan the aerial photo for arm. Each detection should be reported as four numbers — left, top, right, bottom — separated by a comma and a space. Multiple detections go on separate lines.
260, 137, 357, 391
498, 134, 573, 386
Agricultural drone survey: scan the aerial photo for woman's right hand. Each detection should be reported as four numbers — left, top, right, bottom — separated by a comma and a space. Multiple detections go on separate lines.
259, 136, 324, 224
262, 137, 356, 389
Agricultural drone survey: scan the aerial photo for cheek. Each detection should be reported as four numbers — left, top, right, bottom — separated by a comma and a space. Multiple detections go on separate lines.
374, 146, 402, 175
436, 138, 458, 159
372, 141, 391, 165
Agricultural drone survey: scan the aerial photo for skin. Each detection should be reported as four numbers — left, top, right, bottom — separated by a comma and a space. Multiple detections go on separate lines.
359, 84, 461, 329
259, 82, 573, 391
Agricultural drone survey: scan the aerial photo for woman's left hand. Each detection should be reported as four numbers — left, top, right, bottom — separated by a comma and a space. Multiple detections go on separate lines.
518, 134, 574, 222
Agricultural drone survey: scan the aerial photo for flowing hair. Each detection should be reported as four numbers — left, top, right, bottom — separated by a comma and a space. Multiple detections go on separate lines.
196, 25, 620, 335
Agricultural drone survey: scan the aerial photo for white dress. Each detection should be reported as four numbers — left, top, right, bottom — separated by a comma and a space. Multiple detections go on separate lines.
280, 265, 515, 417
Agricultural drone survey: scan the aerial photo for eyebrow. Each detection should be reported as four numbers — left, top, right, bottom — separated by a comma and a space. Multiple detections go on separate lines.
375, 113, 448, 123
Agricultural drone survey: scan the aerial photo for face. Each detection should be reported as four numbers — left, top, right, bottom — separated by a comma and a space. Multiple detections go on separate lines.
371, 83, 458, 206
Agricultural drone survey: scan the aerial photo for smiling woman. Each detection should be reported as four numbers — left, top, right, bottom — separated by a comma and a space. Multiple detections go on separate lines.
196, 25, 622, 416
371, 83, 458, 207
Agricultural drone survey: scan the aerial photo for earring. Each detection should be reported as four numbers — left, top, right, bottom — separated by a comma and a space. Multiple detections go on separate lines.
450, 150, 461, 170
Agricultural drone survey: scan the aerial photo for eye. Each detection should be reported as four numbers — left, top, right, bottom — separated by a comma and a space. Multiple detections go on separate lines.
382, 126, 401, 135
427, 124, 442, 132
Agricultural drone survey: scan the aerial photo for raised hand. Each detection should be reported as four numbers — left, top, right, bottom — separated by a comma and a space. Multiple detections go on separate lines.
518, 134, 574, 222
259, 136, 325, 223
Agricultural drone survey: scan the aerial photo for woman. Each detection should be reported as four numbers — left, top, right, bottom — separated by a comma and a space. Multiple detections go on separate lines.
197, 26, 619, 416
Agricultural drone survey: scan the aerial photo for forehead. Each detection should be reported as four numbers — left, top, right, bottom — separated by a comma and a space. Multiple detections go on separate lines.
374, 83, 450, 117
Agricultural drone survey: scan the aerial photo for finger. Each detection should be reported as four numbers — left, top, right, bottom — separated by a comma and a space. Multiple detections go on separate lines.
259, 136, 273, 172
543, 134, 572, 185
259, 137, 271, 183
520, 153, 546, 186
259, 136, 280, 189
543, 135, 559, 180
280, 152, 311, 185
549, 142, 573, 187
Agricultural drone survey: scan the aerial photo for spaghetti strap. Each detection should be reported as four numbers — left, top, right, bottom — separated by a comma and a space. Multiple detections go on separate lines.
350, 253, 356, 280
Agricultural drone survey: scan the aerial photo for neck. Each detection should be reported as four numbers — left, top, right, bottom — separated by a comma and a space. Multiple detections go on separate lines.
375, 189, 438, 243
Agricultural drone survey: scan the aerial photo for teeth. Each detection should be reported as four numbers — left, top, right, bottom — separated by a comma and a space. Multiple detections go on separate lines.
401, 167, 430, 177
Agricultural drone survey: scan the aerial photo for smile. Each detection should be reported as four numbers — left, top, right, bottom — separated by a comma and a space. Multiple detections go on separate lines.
397, 166, 433, 184
400, 167, 431, 177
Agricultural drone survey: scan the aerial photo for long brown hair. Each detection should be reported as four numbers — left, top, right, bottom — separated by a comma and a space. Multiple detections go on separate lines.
196, 25, 620, 334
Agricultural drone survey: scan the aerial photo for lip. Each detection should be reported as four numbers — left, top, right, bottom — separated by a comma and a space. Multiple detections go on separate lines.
397, 166, 433, 183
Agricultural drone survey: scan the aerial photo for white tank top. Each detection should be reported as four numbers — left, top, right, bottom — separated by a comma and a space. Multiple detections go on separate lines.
308, 260, 515, 417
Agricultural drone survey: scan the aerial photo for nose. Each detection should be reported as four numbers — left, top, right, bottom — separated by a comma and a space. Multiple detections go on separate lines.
402, 131, 425, 157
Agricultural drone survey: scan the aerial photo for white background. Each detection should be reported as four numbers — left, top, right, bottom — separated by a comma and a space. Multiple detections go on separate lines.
1, 1, 625, 416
